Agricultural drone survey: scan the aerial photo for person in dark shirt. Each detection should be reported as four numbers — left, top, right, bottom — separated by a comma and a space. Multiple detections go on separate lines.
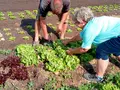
33, 0, 70, 45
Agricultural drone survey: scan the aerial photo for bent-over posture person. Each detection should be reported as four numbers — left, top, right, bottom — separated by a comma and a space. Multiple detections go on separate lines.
33, 0, 70, 45
62, 7, 120, 82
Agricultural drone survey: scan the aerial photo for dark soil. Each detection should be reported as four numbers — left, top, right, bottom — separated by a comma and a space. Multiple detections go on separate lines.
0, 1, 120, 90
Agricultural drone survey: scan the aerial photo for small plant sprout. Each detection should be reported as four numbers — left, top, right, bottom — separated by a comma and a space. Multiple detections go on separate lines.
0, 49, 12, 55
18, 12, 25, 18
18, 31, 25, 34
70, 8, 75, 14
26, 25, 33, 29
27, 81, 34, 90
67, 29, 72, 33
24, 10, 32, 15
47, 23, 53, 27
5, 32, 12, 36
24, 10, 36, 19
7, 11, 16, 19
70, 23, 75, 27
47, 12, 53, 17
8, 36, 16, 41
0, 12, 4, 17
23, 36, 30, 40
0, 12, 6, 20
52, 26, 57, 30
3, 28, 11, 32
33, 10, 38, 15
0, 17, 6, 20
77, 27, 82, 31
30, 29, 35, 33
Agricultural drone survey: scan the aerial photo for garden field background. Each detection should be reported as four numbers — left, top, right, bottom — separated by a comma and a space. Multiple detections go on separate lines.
0, 0, 120, 90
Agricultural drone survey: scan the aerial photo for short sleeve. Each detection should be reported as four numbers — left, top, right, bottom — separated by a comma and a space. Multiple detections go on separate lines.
80, 19, 102, 49
39, 0, 50, 17
62, 0, 70, 13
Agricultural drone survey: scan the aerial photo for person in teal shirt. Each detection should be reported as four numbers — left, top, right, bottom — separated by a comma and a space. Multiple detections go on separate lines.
62, 7, 120, 82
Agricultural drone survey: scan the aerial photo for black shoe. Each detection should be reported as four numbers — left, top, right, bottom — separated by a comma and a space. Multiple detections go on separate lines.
40, 38, 52, 46
84, 73, 103, 82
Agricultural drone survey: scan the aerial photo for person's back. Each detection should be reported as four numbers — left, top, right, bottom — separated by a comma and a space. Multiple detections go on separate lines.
81, 16, 120, 46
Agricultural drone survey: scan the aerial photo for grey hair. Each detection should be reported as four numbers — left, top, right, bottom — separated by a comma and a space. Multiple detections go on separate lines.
50, 0, 63, 14
73, 7, 94, 23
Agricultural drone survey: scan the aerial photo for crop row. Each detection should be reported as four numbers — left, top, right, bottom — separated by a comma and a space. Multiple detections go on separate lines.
0, 4, 120, 20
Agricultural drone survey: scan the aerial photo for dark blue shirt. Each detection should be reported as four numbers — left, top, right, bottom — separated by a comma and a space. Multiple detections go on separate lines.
38, 0, 70, 17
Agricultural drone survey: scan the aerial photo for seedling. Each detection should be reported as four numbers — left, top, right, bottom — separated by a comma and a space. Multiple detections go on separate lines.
8, 36, 16, 41
25, 10, 36, 19
44, 77, 57, 90
18, 12, 25, 18
10, 15, 16, 19
47, 12, 53, 17
77, 27, 82, 31
5, 32, 12, 36
23, 36, 30, 40
70, 23, 75, 27
27, 81, 34, 90
25, 10, 32, 15
33, 10, 38, 15
18, 31, 25, 34
3, 28, 11, 32
7, 11, 16, 19
47, 23, 53, 27
0, 12, 6, 20
0, 12, 4, 17
51, 26, 57, 30
30, 29, 35, 33
67, 29, 72, 33
0, 17, 6, 20
26, 25, 33, 29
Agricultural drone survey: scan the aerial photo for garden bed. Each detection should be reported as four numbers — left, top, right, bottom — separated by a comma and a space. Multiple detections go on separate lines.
0, 3, 120, 90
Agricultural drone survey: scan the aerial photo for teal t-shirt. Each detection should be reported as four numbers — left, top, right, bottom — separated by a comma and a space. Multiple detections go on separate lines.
80, 16, 120, 49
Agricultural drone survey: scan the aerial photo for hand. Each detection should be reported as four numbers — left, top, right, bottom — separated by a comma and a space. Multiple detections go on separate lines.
57, 23, 63, 33
66, 48, 73, 55
62, 39, 69, 45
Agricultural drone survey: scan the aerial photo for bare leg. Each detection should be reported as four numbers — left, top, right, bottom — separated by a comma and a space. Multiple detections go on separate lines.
34, 20, 40, 42
60, 23, 67, 39
58, 14, 69, 39
96, 59, 109, 77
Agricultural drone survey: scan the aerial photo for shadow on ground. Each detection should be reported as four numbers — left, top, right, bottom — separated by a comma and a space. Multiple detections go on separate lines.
110, 57, 120, 68
20, 19, 59, 43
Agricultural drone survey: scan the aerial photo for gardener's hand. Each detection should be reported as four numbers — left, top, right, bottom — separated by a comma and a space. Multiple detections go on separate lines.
66, 48, 73, 55
57, 23, 63, 33
62, 39, 69, 46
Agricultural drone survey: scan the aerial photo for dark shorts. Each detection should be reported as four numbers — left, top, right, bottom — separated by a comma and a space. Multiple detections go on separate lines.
96, 36, 120, 60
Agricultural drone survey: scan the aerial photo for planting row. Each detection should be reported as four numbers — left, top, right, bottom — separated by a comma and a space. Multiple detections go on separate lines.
0, 4, 120, 20
0, 22, 82, 42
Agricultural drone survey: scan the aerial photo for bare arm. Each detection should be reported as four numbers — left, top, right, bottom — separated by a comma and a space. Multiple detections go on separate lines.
57, 12, 69, 32
60, 12, 69, 24
62, 33, 82, 45
40, 16, 49, 40
67, 47, 90, 55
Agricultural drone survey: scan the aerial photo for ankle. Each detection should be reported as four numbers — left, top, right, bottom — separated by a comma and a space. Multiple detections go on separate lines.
96, 75, 103, 81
